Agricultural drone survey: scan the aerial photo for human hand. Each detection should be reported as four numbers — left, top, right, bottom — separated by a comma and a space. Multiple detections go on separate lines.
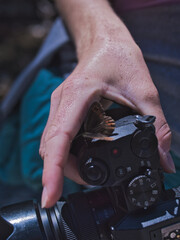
39, 0, 175, 208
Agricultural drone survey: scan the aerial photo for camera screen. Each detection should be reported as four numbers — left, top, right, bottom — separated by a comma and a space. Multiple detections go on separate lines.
161, 222, 180, 239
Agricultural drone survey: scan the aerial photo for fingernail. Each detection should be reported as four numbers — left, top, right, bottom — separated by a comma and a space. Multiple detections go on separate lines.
41, 187, 48, 208
165, 152, 176, 173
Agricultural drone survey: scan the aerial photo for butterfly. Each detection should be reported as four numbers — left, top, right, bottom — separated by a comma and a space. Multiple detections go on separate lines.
82, 102, 115, 141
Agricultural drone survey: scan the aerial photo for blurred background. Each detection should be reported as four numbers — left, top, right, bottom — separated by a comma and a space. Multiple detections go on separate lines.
0, 0, 57, 103
0, 0, 58, 207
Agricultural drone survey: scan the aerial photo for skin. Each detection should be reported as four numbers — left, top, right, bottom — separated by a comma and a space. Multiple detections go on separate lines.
39, 0, 175, 208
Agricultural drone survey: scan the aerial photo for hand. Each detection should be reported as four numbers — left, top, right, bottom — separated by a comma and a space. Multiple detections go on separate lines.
39, 0, 175, 208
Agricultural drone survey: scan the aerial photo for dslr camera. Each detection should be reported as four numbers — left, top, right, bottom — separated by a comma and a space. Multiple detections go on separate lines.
0, 108, 180, 240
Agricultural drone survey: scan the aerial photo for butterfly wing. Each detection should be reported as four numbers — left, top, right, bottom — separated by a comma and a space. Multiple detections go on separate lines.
84, 102, 104, 132
83, 102, 115, 140
82, 132, 113, 141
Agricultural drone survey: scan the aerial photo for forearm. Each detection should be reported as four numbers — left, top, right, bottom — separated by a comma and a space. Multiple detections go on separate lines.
55, 0, 133, 59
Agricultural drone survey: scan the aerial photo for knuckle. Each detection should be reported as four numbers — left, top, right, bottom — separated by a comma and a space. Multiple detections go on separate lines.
45, 124, 73, 145
61, 78, 81, 99
62, 129, 74, 143
101, 81, 110, 95
156, 120, 172, 152
62, 79, 73, 93
131, 44, 143, 58
51, 89, 60, 102
39, 147, 45, 159
63, 75, 99, 99
121, 43, 144, 65
39, 147, 42, 156
39, 140, 44, 155
143, 88, 160, 104
120, 41, 141, 56
45, 124, 59, 142
159, 122, 172, 140
63, 77, 84, 93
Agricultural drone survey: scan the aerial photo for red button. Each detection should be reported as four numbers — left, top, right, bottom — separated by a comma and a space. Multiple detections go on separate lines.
113, 148, 118, 155
111, 148, 121, 157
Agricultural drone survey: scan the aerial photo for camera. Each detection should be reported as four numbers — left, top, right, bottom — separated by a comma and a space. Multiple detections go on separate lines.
76, 114, 163, 212
0, 108, 180, 240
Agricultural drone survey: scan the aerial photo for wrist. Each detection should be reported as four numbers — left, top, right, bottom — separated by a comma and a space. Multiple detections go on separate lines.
56, 0, 128, 58
76, 18, 138, 62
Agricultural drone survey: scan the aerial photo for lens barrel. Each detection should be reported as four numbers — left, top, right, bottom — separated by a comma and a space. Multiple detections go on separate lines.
0, 200, 65, 240
0, 188, 115, 240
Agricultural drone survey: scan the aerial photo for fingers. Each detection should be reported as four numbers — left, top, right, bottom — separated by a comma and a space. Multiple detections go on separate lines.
39, 87, 62, 159
41, 78, 96, 207
41, 137, 86, 208
41, 130, 70, 208
64, 154, 87, 185
42, 159, 64, 208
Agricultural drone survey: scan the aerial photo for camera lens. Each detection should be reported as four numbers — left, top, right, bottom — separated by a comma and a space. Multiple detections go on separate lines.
0, 200, 65, 240
0, 189, 115, 240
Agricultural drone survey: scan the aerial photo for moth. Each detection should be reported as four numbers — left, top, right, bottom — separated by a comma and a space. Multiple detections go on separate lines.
82, 102, 115, 141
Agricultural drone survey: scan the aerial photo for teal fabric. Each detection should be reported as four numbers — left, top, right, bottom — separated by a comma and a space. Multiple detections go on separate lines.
0, 69, 82, 196
0, 111, 21, 185
164, 151, 180, 189
0, 68, 180, 195
19, 68, 61, 190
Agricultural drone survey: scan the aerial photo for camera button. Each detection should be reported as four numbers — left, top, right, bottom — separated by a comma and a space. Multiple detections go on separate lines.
116, 167, 127, 178
86, 165, 102, 182
131, 130, 158, 158
80, 158, 109, 185
111, 148, 121, 158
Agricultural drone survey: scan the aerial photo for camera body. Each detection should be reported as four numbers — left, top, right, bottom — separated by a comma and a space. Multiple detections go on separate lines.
77, 114, 164, 211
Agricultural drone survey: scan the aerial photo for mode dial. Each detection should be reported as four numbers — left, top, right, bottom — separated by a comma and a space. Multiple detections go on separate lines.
127, 175, 160, 208
131, 129, 158, 158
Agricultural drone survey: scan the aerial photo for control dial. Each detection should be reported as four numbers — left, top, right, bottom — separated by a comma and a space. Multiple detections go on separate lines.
80, 158, 109, 185
131, 130, 158, 158
127, 175, 160, 208
131, 115, 157, 158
